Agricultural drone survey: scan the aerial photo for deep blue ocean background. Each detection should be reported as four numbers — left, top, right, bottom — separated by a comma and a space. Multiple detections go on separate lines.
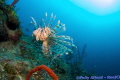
7, 0, 120, 78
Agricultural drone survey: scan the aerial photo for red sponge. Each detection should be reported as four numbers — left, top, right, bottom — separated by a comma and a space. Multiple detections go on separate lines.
26, 65, 58, 80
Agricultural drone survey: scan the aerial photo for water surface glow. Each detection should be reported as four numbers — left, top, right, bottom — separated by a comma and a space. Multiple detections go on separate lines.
71, 0, 120, 15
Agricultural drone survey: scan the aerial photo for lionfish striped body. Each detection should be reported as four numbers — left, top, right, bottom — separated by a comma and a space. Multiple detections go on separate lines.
31, 13, 76, 56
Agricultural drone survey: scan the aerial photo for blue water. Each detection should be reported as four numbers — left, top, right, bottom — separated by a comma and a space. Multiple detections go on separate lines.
8, 0, 120, 78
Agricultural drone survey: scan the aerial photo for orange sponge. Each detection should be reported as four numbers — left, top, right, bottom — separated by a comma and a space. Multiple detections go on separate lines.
26, 65, 58, 80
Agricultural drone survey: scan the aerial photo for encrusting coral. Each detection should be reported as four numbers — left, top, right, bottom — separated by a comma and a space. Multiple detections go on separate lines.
26, 65, 58, 80
0, 0, 21, 42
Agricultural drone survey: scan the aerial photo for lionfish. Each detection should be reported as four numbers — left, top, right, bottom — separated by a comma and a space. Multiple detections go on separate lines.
31, 13, 77, 57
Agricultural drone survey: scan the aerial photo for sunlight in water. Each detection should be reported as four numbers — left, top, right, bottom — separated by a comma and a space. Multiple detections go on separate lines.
71, 0, 119, 15
87, 0, 117, 9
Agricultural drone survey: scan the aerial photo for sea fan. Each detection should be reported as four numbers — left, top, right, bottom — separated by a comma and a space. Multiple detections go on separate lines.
31, 13, 77, 57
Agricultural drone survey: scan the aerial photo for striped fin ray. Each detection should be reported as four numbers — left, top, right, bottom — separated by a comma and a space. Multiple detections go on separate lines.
57, 40, 77, 48
52, 46, 73, 55
44, 12, 48, 27
41, 19, 47, 27
50, 42, 73, 54
30, 17, 38, 29
51, 23, 66, 34
46, 13, 56, 28
54, 35, 73, 41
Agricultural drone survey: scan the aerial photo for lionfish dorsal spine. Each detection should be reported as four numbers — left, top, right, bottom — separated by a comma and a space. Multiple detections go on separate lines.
41, 19, 46, 27
45, 12, 47, 17
57, 20, 60, 24
48, 13, 55, 28
30, 16, 38, 29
